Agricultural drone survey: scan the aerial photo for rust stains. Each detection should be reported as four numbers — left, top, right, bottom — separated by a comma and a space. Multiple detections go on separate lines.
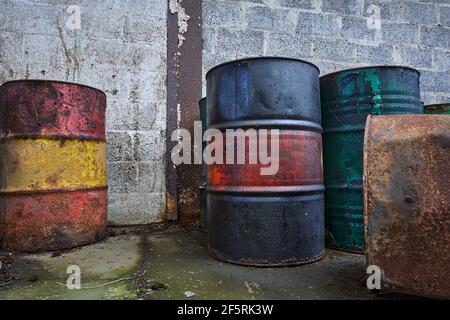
364, 114, 450, 299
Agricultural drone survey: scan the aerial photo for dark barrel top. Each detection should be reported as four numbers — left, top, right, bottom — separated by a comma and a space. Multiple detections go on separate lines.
206, 57, 321, 129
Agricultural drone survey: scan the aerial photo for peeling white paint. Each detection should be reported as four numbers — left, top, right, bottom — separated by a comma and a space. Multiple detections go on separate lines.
169, 0, 190, 48
176, 103, 181, 128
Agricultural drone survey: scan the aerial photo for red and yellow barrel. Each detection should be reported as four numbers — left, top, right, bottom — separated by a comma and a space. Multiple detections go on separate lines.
0, 80, 107, 252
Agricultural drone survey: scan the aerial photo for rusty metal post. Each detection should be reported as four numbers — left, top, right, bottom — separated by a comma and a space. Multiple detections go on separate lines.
166, 0, 203, 222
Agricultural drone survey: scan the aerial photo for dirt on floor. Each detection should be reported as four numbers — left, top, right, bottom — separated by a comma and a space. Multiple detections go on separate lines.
0, 223, 423, 300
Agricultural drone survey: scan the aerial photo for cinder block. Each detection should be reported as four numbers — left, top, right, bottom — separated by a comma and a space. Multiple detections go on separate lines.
203, 0, 241, 28
247, 6, 297, 33
279, 0, 314, 10
0, 32, 24, 65
396, 46, 433, 69
321, 0, 363, 16
107, 162, 137, 193
434, 50, 450, 71
106, 100, 137, 131
138, 161, 165, 193
440, 5, 450, 27
84, 39, 164, 72
122, 15, 167, 44
203, 27, 215, 52
134, 131, 165, 162
402, 1, 437, 25
216, 28, 264, 56
23, 34, 67, 65
136, 101, 166, 132
0, 0, 61, 35
356, 44, 394, 64
296, 12, 336, 36
420, 26, 450, 48
341, 16, 376, 44
108, 192, 165, 225
380, 22, 419, 44
313, 38, 356, 63
265, 32, 312, 58
419, 70, 450, 92
106, 131, 134, 162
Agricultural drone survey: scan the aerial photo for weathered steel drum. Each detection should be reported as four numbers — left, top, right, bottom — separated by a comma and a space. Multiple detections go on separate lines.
364, 115, 450, 299
206, 57, 325, 266
320, 66, 422, 253
199, 97, 207, 230
0, 80, 107, 252
424, 103, 450, 114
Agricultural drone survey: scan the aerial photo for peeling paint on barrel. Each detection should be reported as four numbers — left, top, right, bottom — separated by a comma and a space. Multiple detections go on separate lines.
364, 115, 450, 299
0, 80, 107, 253
320, 66, 422, 253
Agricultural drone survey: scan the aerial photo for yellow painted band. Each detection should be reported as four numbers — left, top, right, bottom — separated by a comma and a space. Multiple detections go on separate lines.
0, 138, 107, 192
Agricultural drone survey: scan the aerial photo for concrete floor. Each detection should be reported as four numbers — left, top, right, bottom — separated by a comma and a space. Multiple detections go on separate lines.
0, 223, 413, 300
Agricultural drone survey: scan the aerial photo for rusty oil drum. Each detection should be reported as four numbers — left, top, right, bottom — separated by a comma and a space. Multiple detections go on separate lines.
364, 115, 450, 299
206, 57, 325, 266
320, 66, 422, 253
0, 80, 107, 252
424, 103, 450, 114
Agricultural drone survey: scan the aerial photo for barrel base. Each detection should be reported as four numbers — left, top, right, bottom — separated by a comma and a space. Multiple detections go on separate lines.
0, 189, 108, 253
208, 247, 326, 267
207, 192, 325, 267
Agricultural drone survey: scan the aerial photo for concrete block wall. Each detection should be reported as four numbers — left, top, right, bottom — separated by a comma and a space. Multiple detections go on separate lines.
202, 0, 450, 104
0, 0, 167, 225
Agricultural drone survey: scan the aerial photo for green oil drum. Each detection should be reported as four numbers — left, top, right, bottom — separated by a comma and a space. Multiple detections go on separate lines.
424, 103, 450, 114
320, 66, 422, 252
199, 97, 207, 230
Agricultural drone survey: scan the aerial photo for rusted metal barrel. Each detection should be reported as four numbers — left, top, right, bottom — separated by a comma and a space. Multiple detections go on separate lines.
199, 97, 207, 230
364, 115, 450, 299
0, 80, 107, 252
424, 103, 450, 114
206, 57, 325, 266
320, 66, 422, 253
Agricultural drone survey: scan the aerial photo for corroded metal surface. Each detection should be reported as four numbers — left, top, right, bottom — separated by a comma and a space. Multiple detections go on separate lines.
364, 115, 450, 299
0, 80, 107, 252
0, 190, 107, 252
166, 1, 203, 222
320, 66, 422, 253
424, 103, 450, 114
0, 80, 106, 140
0, 138, 106, 192
206, 58, 324, 266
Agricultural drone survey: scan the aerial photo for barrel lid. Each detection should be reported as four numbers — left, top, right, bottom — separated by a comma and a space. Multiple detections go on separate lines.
206, 56, 320, 78
320, 65, 420, 79
0, 79, 106, 96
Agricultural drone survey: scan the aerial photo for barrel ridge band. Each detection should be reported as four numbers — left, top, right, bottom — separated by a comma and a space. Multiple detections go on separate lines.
209, 119, 322, 133
207, 184, 325, 194
0, 134, 106, 142
0, 185, 108, 195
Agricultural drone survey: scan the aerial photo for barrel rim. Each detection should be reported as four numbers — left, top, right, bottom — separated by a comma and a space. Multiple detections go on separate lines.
424, 103, 450, 108
206, 56, 320, 78
0, 79, 106, 96
319, 65, 420, 79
